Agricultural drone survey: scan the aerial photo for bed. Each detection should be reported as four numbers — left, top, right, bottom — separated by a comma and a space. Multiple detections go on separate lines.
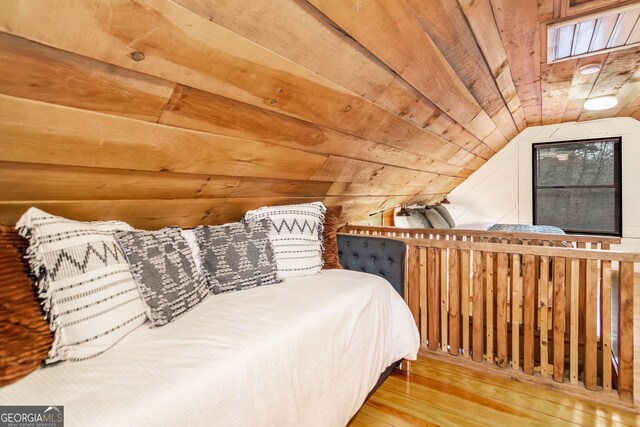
0, 269, 419, 427
393, 206, 565, 235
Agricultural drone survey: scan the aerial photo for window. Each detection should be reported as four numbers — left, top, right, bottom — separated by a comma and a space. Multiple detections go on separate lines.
533, 137, 621, 236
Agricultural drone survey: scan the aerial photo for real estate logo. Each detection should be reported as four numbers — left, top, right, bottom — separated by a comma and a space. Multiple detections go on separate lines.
0, 406, 63, 427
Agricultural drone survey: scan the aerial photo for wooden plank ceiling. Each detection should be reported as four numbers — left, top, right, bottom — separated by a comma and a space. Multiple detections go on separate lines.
0, 0, 638, 228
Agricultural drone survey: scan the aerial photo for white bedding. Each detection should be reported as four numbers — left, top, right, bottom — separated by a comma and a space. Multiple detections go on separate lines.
0, 270, 419, 427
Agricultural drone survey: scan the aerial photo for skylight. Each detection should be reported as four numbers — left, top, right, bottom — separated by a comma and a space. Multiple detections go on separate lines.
547, 3, 640, 63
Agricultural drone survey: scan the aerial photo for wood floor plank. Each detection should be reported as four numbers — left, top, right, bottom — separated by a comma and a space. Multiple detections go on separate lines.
356, 399, 437, 427
382, 375, 555, 426
368, 387, 487, 427
348, 409, 396, 427
354, 353, 639, 426
389, 354, 639, 426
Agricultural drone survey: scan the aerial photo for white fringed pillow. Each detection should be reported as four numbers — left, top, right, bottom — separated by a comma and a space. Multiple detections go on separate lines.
17, 208, 147, 363
242, 202, 326, 279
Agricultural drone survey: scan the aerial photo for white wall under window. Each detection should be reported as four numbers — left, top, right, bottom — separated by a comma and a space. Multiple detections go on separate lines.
448, 117, 640, 253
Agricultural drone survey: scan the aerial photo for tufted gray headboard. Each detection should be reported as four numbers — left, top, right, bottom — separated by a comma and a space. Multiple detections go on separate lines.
337, 234, 406, 299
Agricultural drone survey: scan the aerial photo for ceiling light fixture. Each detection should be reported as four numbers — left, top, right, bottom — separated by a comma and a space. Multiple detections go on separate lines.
556, 153, 570, 161
579, 63, 601, 75
584, 96, 618, 111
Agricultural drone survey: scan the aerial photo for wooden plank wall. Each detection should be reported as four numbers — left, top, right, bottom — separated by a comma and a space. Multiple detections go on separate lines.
0, 0, 637, 228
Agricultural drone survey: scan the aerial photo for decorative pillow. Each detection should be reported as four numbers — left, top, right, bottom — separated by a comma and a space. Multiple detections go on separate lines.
434, 205, 456, 228
322, 206, 343, 269
0, 225, 53, 385
116, 228, 209, 327
193, 219, 281, 294
424, 208, 450, 229
242, 202, 326, 278
406, 208, 432, 228
16, 208, 147, 363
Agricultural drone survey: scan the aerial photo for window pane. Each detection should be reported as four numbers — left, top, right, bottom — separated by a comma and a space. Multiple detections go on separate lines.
535, 188, 617, 234
535, 141, 616, 187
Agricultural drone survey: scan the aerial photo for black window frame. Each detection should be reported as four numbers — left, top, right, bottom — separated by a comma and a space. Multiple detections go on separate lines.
532, 137, 622, 237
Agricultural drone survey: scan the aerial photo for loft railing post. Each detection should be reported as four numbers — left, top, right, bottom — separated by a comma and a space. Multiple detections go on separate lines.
539, 255, 550, 378
407, 245, 420, 331
472, 250, 484, 363
523, 254, 536, 375
584, 259, 598, 390
601, 260, 613, 393
448, 249, 460, 356
485, 252, 494, 365
618, 262, 634, 402
427, 248, 439, 351
496, 252, 508, 368
461, 249, 471, 358
553, 257, 566, 383
419, 248, 428, 348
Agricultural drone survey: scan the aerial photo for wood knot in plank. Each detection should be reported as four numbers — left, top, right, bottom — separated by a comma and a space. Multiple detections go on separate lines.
130, 51, 145, 62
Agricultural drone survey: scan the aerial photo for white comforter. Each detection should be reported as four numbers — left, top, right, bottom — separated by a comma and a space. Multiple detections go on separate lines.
0, 270, 419, 427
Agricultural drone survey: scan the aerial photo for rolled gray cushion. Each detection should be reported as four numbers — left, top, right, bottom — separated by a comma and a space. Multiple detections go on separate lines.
424, 208, 450, 229
116, 227, 209, 327
405, 208, 432, 228
194, 219, 281, 294
434, 205, 456, 228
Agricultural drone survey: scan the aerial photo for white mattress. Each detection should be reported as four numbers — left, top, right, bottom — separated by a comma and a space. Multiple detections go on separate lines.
0, 270, 419, 427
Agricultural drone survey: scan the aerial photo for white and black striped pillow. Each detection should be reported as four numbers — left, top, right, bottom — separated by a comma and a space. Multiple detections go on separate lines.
16, 208, 147, 363
242, 202, 326, 278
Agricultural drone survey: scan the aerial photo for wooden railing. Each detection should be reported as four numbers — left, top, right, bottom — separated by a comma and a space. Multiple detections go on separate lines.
338, 226, 637, 405
340, 224, 621, 250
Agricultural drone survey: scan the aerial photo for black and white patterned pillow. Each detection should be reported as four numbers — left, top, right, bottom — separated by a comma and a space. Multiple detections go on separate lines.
116, 228, 209, 327
193, 219, 281, 294
16, 207, 147, 363
242, 202, 326, 278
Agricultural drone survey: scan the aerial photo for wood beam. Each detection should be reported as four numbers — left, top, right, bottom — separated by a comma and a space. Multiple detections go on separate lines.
409, 0, 520, 140
457, 0, 527, 132
491, 0, 544, 125
0, 0, 478, 165
172, 0, 489, 155
305, 0, 505, 145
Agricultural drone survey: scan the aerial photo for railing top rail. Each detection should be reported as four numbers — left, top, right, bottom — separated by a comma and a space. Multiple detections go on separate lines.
337, 232, 640, 262
340, 225, 622, 245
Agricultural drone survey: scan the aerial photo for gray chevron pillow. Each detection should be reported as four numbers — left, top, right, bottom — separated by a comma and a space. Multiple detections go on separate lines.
16, 207, 147, 363
193, 219, 281, 294
116, 227, 209, 327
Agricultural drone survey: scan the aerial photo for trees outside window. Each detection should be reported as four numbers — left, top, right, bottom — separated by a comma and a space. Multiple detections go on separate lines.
533, 138, 621, 236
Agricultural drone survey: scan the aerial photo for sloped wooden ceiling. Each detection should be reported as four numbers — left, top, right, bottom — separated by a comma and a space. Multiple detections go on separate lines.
0, 0, 638, 228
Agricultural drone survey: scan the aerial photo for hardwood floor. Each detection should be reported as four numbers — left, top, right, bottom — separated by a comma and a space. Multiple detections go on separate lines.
350, 352, 639, 426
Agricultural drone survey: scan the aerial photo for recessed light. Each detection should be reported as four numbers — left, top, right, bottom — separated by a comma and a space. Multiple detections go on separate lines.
584, 96, 618, 111
579, 64, 601, 75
